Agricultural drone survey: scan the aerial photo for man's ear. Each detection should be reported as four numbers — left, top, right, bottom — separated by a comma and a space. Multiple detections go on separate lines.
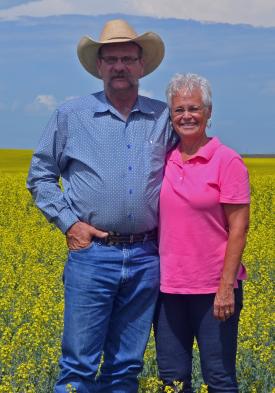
96, 58, 102, 77
139, 58, 145, 78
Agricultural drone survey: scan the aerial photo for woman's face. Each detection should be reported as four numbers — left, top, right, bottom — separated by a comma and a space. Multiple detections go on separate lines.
170, 88, 211, 141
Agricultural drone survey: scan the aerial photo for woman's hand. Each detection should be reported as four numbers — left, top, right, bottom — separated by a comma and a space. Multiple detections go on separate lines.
213, 280, 235, 321
214, 203, 249, 321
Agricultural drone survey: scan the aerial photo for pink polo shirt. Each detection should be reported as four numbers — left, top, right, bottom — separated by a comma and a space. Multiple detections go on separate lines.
159, 137, 250, 294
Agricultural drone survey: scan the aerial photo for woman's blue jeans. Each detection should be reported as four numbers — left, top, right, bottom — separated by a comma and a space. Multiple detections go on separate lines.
54, 239, 160, 393
154, 284, 243, 393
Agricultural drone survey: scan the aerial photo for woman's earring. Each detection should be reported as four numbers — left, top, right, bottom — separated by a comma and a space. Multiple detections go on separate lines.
207, 118, 212, 128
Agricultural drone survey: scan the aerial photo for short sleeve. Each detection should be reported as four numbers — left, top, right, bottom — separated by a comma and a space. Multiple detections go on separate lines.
219, 157, 250, 204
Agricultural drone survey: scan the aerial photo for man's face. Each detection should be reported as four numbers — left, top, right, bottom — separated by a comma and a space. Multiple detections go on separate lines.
96, 42, 144, 94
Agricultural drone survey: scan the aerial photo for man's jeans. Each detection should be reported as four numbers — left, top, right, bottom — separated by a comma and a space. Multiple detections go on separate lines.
54, 239, 159, 393
154, 283, 243, 393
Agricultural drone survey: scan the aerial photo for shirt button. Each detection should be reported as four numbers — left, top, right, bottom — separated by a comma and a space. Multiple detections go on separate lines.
128, 214, 132, 219
127, 144, 131, 149
129, 189, 133, 194
128, 166, 132, 171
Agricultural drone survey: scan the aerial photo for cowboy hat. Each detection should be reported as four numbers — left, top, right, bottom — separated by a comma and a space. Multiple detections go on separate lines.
77, 19, 165, 79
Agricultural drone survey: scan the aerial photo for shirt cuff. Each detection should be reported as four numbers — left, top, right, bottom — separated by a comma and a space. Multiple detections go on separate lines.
220, 197, 250, 204
55, 209, 79, 234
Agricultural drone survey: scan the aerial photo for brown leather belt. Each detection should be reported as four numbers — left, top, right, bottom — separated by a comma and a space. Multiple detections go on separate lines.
94, 229, 157, 246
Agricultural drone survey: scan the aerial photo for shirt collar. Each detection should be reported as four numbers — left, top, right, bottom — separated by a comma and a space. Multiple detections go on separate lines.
135, 96, 156, 115
168, 137, 222, 165
92, 91, 112, 113
193, 137, 222, 160
92, 91, 155, 116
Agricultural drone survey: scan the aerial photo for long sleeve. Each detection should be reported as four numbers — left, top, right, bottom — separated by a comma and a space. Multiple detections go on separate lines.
26, 109, 79, 233
27, 92, 171, 234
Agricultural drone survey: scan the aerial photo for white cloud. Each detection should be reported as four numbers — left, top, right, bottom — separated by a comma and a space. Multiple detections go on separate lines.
0, 0, 41, 10
131, 0, 275, 27
26, 94, 57, 112
0, 0, 274, 27
0, 0, 79, 19
139, 88, 153, 98
37, 94, 57, 109
64, 95, 80, 101
25, 94, 81, 113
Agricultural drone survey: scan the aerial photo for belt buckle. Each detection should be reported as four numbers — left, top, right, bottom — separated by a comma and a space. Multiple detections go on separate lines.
106, 231, 114, 246
107, 231, 123, 246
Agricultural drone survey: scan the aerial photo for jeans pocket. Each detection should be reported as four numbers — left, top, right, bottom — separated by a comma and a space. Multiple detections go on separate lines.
69, 241, 95, 254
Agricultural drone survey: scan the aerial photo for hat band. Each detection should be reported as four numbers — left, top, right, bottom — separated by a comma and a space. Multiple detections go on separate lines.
105, 36, 136, 41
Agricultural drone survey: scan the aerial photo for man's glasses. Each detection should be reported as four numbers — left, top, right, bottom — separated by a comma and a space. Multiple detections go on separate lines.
99, 56, 141, 65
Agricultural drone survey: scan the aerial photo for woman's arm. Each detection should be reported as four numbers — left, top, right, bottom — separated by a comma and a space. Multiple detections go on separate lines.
213, 204, 250, 321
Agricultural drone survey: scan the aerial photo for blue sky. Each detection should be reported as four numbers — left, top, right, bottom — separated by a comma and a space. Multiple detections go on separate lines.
0, 0, 275, 153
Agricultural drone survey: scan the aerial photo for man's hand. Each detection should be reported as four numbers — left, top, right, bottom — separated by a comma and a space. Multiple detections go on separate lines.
213, 280, 235, 321
66, 221, 108, 250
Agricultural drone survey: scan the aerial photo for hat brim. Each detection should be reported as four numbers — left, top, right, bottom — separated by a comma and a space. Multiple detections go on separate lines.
77, 32, 165, 79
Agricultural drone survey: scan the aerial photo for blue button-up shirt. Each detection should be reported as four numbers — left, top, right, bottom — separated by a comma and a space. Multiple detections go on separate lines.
27, 91, 174, 234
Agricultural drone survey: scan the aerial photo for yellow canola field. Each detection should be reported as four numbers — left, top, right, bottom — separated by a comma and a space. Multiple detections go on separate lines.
0, 158, 274, 392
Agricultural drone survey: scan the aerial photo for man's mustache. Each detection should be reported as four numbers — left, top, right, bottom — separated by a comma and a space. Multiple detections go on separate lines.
111, 72, 130, 79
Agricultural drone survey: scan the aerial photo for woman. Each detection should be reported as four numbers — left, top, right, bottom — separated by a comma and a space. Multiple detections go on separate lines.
154, 73, 250, 392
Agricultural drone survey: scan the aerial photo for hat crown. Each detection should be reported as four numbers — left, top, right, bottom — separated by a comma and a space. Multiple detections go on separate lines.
99, 19, 138, 42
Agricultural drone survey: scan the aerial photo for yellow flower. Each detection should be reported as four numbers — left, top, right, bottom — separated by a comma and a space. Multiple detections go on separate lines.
0, 159, 274, 392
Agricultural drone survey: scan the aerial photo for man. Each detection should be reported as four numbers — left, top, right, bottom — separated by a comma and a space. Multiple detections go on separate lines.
27, 19, 173, 393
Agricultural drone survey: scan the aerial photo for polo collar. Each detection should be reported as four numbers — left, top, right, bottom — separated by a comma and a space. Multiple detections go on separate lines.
169, 137, 222, 165
193, 137, 222, 160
